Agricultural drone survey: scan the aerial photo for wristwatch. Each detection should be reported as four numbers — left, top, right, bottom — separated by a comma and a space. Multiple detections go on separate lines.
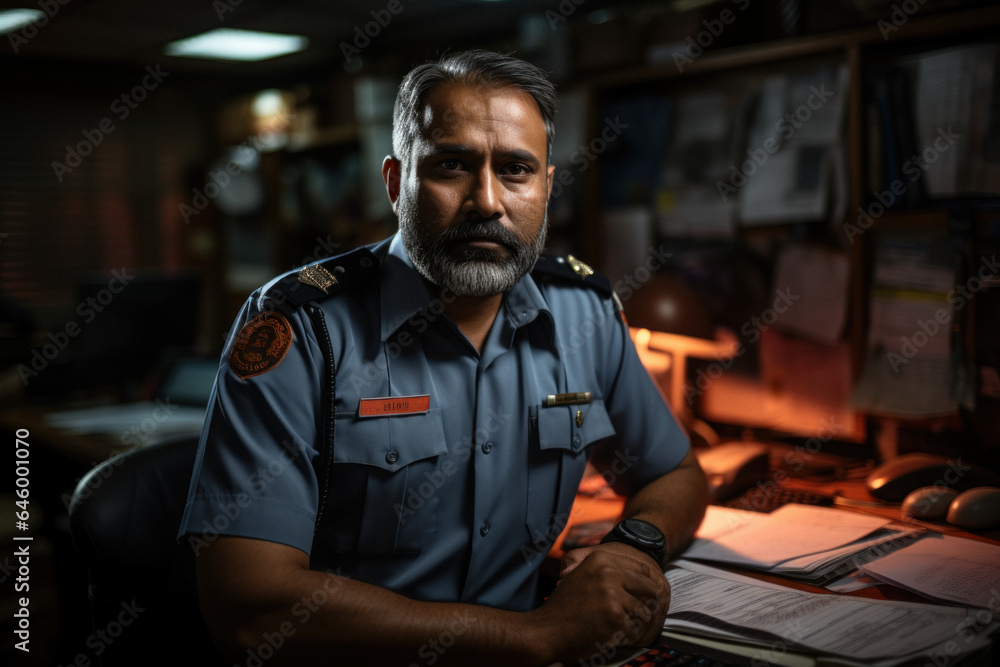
600, 518, 667, 566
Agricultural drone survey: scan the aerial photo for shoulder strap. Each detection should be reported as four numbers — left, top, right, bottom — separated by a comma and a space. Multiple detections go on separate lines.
532, 254, 624, 314
531, 254, 613, 298
260, 244, 382, 317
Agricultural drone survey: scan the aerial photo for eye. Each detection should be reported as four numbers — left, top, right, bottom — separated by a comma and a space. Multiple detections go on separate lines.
503, 163, 531, 177
438, 159, 463, 171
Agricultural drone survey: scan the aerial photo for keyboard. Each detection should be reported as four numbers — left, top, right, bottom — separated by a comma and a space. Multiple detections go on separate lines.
620, 637, 742, 666
723, 486, 833, 513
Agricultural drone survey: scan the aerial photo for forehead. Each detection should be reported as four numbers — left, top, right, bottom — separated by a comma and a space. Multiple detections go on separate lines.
416, 82, 547, 153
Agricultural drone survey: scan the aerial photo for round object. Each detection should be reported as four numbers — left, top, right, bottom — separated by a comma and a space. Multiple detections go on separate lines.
946, 487, 1000, 530
901, 486, 958, 520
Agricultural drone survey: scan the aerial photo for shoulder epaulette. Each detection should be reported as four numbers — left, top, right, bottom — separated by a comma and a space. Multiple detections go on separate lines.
532, 254, 613, 298
260, 244, 381, 314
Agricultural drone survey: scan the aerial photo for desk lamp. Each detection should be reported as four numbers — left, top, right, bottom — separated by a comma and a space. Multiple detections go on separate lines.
624, 273, 739, 447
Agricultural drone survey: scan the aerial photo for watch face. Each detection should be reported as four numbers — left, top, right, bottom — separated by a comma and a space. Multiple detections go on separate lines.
624, 518, 662, 541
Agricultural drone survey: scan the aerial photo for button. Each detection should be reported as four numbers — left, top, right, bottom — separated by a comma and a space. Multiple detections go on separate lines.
360, 257, 373, 268
480, 521, 491, 536
573, 434, 581, 449
385, 450, 398, 464
481, 441, 494, 454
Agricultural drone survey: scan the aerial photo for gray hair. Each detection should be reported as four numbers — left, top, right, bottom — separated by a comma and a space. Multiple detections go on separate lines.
391, 49, 557, 166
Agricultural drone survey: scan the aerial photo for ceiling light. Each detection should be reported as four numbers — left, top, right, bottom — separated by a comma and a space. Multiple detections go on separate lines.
0, 9, 44, 34
164, 28, 308, 62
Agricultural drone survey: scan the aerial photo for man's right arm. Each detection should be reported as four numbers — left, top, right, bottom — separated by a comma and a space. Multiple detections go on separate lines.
197, 536, 669, 666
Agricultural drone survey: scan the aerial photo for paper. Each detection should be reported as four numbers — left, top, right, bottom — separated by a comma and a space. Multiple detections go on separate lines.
771, 244, 849, 344
860, 533, 1000, 608
739, 66, 848, 225
684, 504, 889, 569
664, 563, 997, 664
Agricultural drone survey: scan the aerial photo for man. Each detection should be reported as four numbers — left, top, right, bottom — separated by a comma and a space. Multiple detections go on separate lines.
180, 49, 707, 666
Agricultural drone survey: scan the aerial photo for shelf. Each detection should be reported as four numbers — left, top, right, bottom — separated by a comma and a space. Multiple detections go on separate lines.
585, 5, 1000, 89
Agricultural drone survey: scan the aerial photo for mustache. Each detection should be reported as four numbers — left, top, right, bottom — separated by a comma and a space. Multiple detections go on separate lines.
439, 219, 522, 251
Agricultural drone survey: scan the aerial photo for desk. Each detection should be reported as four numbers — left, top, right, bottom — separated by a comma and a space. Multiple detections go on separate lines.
549, 473, 1000, 666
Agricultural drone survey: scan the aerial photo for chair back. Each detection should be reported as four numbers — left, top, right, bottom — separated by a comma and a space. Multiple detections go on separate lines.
68, 436, 225, 666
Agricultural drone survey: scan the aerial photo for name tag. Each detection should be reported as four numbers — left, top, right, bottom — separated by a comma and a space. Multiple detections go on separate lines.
544, 391, 592, 407
358, 394, 430, 418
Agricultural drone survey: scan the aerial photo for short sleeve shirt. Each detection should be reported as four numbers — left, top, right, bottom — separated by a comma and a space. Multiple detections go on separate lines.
179, 234, 688, 612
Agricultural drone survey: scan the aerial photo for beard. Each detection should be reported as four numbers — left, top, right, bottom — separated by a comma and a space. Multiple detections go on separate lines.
397, 197, 548, 298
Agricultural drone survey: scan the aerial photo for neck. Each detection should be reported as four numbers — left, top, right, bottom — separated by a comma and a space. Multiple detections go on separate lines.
443, 292, 503, 353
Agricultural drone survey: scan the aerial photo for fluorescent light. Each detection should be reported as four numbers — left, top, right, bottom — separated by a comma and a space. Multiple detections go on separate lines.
165, 28, 308, 62
0, 9, 44, 34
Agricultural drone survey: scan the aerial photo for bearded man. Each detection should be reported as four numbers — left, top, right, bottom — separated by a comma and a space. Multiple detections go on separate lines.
180, 49, 707, 666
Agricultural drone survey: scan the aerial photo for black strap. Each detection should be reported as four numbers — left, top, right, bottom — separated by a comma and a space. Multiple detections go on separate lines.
306, 303, 337, 568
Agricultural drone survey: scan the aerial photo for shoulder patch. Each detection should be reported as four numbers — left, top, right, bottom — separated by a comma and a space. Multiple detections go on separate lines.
531, 254, 612, 298
230, 312, 293, 379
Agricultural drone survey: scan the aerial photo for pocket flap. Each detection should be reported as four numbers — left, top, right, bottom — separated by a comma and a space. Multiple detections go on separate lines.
537, 399, 616, 452
333, 408, 447, 472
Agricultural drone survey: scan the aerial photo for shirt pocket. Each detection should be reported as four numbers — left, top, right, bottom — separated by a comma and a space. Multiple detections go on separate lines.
525, 399, 616, 555
329, 408, 447, 556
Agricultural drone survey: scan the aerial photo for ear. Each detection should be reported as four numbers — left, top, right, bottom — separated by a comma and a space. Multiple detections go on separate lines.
545, 163, 556, 200
382, 155, 402, 213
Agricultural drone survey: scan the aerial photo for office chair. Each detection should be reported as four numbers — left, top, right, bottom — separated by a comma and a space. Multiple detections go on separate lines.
68, 436, 226, 666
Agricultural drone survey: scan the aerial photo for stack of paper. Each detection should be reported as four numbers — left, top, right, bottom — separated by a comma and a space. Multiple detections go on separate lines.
859, 532, 1000, 608
685, 505, 923, 584
664, 561, 998, 667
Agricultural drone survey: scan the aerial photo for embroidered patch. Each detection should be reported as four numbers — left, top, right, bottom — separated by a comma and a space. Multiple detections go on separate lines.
230, 312, 293, 379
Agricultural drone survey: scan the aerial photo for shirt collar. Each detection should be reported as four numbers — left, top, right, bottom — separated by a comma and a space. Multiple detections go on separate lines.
379, 234, 555, 346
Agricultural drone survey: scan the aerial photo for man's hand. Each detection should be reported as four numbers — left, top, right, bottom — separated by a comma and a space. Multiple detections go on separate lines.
528, 542, 671, 664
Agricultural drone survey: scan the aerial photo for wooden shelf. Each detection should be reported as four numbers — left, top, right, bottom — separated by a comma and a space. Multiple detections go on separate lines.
586, 5, 1000, 89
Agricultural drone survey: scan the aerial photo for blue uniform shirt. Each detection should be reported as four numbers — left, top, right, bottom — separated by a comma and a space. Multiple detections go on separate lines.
179, 234, 688, 612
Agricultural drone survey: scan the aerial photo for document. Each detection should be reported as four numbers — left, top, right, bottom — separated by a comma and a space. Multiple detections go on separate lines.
685, 504, 890, 569
860, 532, 1000, 608
664, 562, 997, 665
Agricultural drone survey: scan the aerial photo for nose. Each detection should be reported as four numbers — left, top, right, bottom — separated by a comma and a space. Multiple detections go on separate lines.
462, 167, 504, 219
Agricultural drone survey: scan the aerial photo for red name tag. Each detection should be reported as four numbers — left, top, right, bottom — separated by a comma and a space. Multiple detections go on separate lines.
358, 395, 430, 418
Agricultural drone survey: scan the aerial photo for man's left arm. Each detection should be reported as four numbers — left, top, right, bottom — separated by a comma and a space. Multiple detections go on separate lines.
559, 447, 707, 579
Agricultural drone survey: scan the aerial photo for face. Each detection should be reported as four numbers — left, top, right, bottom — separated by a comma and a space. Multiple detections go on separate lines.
384, 82, 555, 297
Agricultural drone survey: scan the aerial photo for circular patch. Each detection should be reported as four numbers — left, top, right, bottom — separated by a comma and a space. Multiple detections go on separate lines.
230, 312, 293, 379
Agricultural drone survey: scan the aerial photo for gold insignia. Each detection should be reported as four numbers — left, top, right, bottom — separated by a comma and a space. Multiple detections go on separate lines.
297, 265, 338, 294
576, 410, 584, 427
567, 255, 594, 278
230, 313, 293, 379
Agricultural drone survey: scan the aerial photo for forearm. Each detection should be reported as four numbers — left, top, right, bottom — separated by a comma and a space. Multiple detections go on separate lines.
619, 449, 708, 561
199, 538, 549, 667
